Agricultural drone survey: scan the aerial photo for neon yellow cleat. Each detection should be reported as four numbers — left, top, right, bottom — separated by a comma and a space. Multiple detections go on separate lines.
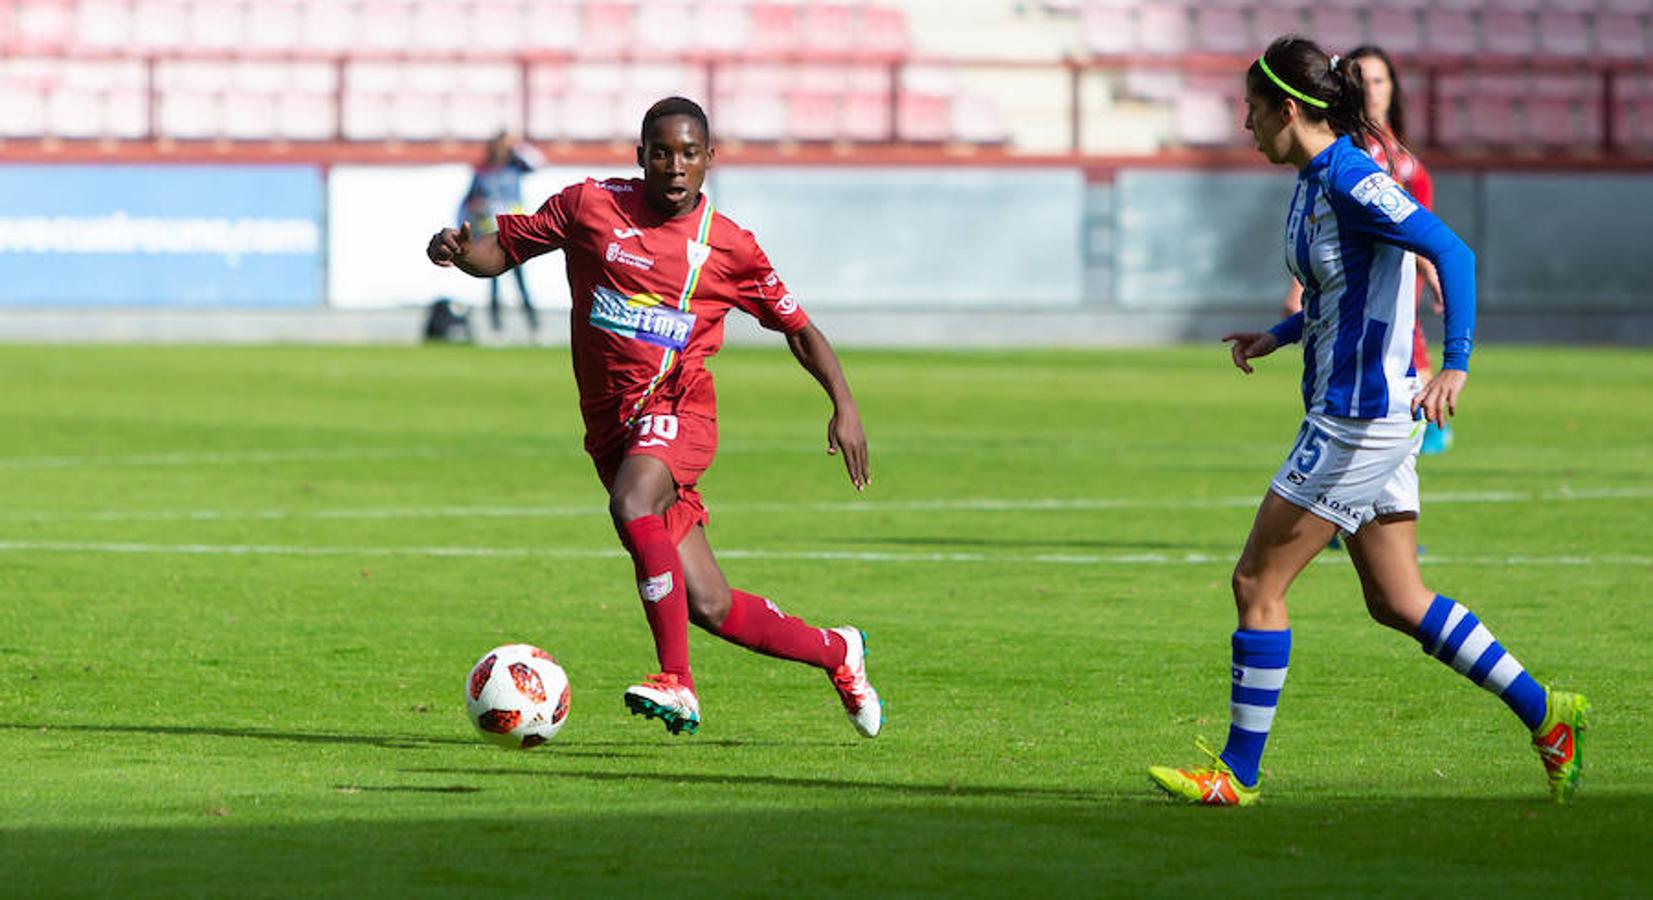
1148, 739, 1261, 807
1532, 689, 1589, 804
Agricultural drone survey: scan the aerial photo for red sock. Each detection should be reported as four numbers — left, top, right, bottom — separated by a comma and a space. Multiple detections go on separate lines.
618, 515, 693, 692
711, 589, 847, 671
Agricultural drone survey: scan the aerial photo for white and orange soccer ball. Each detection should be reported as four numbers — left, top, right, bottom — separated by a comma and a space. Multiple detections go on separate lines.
464, 643, 570, 749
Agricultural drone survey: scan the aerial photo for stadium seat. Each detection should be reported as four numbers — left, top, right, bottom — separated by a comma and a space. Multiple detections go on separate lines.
1191, 7, 1250, 54
896, 91, 951, 142
10, 0, 75, 52
106, 87, 148, 138
748, 3, 801, 57
1173, 90, 1237, 147
357, 3, 416, 55
1420, 9, 1476, 56
1533, 11, 1591, 58
245, 1, 303, 53
857, 5, 909, 59
950, 92, 1009, 145
1137, 2, 1190, 55
716, 90, 787, 141
276, 89, 337, 141
301, 0, 361, 54
1305, 7, 1364, 51
158, 90, 222, 139
1467, 96, 1521, 146
130, 0, 190, 51
223, 91, 279, 140
47, 87, 107, 138
411, 0, 470, 54
1366, 8, 1422, 55
692, 3, 752, 57
1080, 4, 1133, 55
800, 3, 858, 57
786, 90, 842, 141
1481, 10, 1536, 57
522, 1, 580, 53
1250, 7, 1305, 49
189, 0, 246, 51
840, 90, 890, 141
1526, 76, 1603, 148
74, 0, 132, 51
633, 2, 698, 58
1594, 12, 1650, 60
0, 84, 48, 137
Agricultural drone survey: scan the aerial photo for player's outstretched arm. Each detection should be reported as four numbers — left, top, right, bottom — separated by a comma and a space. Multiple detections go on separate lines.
785, 323, 869, 491
426, 221, 511, 278
1221, 331, 1280, 375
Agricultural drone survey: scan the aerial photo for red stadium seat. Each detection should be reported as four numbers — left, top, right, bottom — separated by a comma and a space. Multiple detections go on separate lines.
1191, 7, 1249, 54
47, 87, 107, 138
1525, 78, 1603, 148
301, 0, 361, 54
75, 0, 132, 51
1594, 12, 1650, 60
692, 3, 752, 57
159, 89, 223, 140
634, 2, 698, 58
800, 3, 858, 58
189, 0, 246, 51
410, 0, 470, 54
841, 90, 890, 141
748, 4, 801, 58
1306, 7, 1364, 52
223, 91, 280, 140
896, 91, 951, 142
522, 1, 580, 54
1366, 8, 1422, 55
356, 3, 415, 55
277, 89, 336, 141
130, 0, 190, 51
716, 90, 787, 141
1080, 4, 1133, 55
785, 90, 842, 141
1467, 95, 1521, 146
1174, 90, 1238, 147
1534, 12, 1591, 59
951, 92, 1009, 145
1250, 7, 1305, 49
1137, 2, 1190, 55
857, 5, 909, 60
1483, 10, 1538, 57
1421, 10, 1476, 56
579, 2, 636, 59
10, 0, 75, 52
466, 0, 525, 55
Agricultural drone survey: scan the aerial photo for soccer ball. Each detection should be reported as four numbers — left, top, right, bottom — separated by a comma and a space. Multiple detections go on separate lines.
464, 643, 570, 749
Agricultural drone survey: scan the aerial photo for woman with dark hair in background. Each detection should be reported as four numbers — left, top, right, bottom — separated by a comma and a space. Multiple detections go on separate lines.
1281, 44, 1453, 454
1147, 37, 1587, 807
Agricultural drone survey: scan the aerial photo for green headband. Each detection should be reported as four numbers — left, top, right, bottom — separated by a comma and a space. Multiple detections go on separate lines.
1257, 54, 1329, 110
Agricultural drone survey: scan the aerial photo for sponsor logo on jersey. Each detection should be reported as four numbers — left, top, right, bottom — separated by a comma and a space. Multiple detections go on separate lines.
775, 293, 798, 315
597, 181, 634, 192
1349, 172, 1418, 224
589, 284, 693, 351
605, 241, 655, 271
639, 572, 674, 603
613, 227, 644, 239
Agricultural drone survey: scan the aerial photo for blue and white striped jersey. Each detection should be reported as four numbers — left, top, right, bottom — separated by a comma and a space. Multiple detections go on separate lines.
1268, 136, 1477, 420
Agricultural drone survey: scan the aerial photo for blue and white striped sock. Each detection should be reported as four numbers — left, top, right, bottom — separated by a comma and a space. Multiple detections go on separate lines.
1416, 594, 1547, 731
1219, 628, 1291, 788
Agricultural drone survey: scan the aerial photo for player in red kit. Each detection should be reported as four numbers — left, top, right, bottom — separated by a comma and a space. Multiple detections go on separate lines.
426, 97, 882, 739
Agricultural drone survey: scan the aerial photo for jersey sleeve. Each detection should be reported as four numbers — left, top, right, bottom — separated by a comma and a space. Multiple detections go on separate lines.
730, 233, 810, 335
1326, 159, 1476, 371
494, 180, 586, 267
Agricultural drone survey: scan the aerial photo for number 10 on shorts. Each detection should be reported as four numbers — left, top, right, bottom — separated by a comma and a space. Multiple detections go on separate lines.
635, 414, 679, 448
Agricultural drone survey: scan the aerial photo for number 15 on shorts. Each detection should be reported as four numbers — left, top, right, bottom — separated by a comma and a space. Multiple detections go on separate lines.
635, 414, 679, 449
1289, 421, 1328, 474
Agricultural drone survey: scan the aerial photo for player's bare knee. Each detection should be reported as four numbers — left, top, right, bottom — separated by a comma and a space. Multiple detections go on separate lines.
687, 585, 731, 630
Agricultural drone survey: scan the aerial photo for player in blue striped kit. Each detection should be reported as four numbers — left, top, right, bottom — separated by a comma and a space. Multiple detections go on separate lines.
1148, 36, 1589, 806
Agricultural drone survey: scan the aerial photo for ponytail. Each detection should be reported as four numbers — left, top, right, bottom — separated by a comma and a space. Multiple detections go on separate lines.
1249, 36, 1393, 173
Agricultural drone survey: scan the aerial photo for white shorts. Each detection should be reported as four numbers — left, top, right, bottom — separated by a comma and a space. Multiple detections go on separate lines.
1268, 413, 1423, 534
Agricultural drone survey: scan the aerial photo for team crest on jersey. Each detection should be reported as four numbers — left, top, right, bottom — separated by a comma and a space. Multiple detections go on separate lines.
589, 285, 693, 351
685, 239, 711, 270
1349, 172, 1418, 224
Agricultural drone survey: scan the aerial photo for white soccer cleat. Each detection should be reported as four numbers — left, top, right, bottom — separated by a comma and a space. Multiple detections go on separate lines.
829, 627, 883, 738
623, 672, 701, 735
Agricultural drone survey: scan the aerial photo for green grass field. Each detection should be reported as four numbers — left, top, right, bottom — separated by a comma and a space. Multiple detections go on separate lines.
1, 343, 1647, 897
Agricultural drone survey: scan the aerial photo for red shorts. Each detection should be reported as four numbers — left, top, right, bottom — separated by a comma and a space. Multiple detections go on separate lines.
1411, 320, 1431, 374
591, 409, 717, 544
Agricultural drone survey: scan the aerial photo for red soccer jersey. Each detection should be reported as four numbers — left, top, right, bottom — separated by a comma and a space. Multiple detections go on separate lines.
1366, 133, 1433, 210
494, 178, 810, 456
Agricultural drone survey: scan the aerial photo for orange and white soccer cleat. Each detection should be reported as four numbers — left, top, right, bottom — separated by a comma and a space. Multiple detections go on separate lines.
829, 627, 883, 738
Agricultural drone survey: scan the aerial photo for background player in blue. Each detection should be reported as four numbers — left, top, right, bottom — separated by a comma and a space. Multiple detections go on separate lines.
1147, 37, 1589, 806
462, 132, 545, 335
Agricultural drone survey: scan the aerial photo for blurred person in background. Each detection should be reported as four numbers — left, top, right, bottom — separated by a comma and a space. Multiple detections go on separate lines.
1280, 44, 1453, 454
462, 132, 546, 336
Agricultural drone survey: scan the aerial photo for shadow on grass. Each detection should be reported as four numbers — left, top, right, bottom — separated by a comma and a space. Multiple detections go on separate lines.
403, 765, 1108, 802
0, 721, 842, 756
0, 795, 1646, 897
827, 535, 1222, 553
